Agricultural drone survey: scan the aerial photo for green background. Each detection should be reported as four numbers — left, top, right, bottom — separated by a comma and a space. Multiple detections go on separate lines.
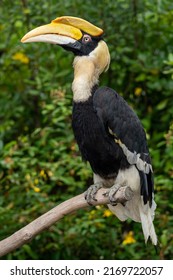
0, 0, 173, 259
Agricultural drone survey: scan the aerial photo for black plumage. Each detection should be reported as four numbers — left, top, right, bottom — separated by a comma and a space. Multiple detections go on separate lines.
72, 85, 154, 205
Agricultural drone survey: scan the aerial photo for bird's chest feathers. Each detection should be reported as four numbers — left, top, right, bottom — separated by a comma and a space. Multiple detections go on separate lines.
72, 101, 103, 149
72, 100, 123, 178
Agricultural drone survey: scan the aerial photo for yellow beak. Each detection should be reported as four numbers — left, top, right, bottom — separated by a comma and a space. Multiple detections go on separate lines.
21, 16, 103, 45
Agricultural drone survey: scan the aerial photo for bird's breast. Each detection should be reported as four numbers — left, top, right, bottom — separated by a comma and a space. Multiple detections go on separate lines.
72, 99, 128, 178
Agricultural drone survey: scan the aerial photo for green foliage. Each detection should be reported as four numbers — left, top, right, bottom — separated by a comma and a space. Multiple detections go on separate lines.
0, 0, 173, 259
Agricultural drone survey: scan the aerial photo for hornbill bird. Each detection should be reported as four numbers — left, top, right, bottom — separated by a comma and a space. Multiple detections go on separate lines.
21, 16, 157, 245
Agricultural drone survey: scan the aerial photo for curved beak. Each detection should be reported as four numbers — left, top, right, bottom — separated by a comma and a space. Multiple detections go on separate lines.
21, 22, 82, 46
21, 16, 103, 47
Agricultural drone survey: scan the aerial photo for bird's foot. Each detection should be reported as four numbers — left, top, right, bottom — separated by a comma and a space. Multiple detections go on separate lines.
103, 183, 126, 206
85, 183, 103, 205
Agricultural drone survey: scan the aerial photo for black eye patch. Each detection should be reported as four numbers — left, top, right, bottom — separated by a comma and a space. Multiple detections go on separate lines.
61, 34, 103, 56
77, 34, 102, 56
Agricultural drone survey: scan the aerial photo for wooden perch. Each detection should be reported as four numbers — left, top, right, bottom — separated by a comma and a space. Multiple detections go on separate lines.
0, 186, 133, 257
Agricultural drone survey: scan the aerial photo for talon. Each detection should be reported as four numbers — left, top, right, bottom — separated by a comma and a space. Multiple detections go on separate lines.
107, 183, 127, 206
85, 183, 103, 205
110, 201, 117, 206
108, 183, 120, 205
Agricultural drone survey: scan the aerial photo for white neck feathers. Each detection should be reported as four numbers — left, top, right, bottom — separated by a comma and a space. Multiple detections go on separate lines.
72, 40, 110, 102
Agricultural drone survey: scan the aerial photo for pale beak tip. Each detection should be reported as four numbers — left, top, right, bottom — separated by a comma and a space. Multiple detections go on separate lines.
21, 37, 26, 43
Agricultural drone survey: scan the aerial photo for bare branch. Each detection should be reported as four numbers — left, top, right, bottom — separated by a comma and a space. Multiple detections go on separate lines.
0, 186, 133, 257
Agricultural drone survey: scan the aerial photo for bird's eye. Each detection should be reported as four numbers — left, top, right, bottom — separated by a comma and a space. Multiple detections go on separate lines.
82, 34, 92, 44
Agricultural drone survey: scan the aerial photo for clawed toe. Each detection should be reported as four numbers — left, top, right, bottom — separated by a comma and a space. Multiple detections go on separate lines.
108, 184, 120, 205
85, 182, 128, 206
85, 183, 103, 205
106, 183, 127, 206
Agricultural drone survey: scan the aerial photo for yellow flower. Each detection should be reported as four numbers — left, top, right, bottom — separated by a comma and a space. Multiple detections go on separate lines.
40, 170, 45, 177
134, 87, 142, 96
103, 209, 113, 217
12, 52, 29, 64
122, 231, 136, 245
34, 178, 39, 185
33, 187, 40, 193
25, 174, 31, 181
40, 169, 47, 180
48, 170, 53, 177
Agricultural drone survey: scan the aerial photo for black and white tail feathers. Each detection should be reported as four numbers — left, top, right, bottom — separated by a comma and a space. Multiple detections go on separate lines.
107, 166, 157, 245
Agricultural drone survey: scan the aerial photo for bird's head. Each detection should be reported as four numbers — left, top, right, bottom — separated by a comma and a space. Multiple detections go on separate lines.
21, 16, 110, 74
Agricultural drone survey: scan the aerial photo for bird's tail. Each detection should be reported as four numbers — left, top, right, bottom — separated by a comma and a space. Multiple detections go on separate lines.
108, 195, 157, 245
139, 199, 157, 245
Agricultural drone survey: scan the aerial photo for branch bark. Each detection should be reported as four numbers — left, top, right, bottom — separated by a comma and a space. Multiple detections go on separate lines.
0, 186, 133, 257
